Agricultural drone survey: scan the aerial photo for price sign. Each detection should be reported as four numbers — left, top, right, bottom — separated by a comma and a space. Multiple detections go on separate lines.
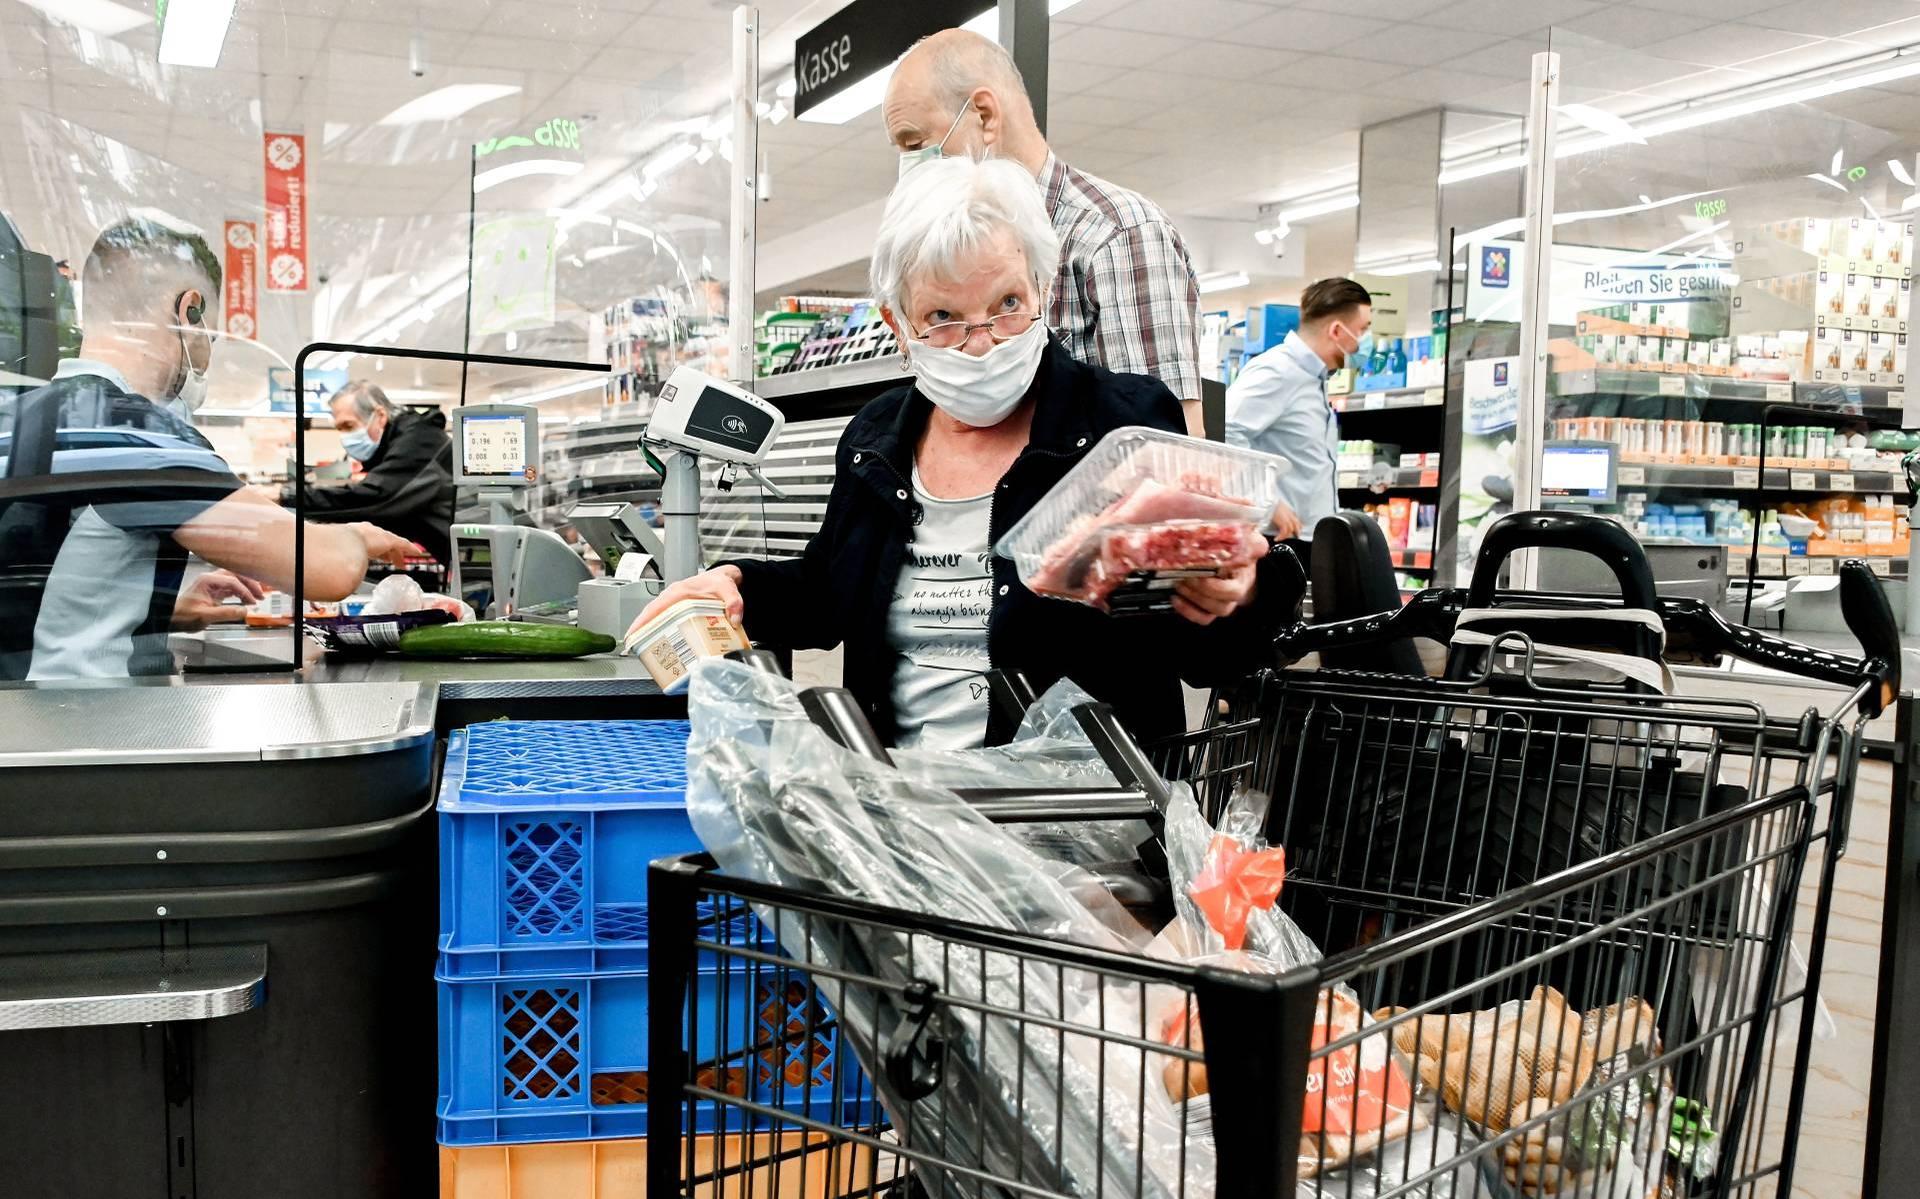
1419, 469, 1439, 487
1757, 557, 1785, 577
1618, 466, 1646, 486
1338, 472, 1362, 489
1658, 374, 1686, 396
1785, 557, 1811, 576
1811, 558, 1836, 575
1365, 394, 1386, 410
1870, 558, 1893, 577
1790, 471, 1818, 490
1422, 387, 1444, 406
1766, 383, 1793, 403
1727, 554, 1748, 575
1733, 469, 1760, 489
1831, 472, 1856, 491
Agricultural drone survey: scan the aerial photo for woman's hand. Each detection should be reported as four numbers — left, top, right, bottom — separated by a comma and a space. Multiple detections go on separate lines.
625, 565, 746, 642
1171, 531, 1268, 627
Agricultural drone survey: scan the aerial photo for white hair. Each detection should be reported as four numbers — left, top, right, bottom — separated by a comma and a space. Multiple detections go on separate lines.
870, 155, 1061, 319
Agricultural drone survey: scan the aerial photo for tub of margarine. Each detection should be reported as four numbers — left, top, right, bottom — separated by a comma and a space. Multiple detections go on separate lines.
622, 598, 751, 693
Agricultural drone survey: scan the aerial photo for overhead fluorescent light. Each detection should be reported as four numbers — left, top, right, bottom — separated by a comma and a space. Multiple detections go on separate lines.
643, 141, 698, 180
775, 78, 797, 99
503, 375, 609, 406
1355, 254, 1444, 277
156, 0, 237, 68
473, 158, 584, 192
1275, 191, 1358, 223
584, 244, 637, 263
377, 84, 522, 126
1197, 270, 1249, 294
17, 0, 147, 36
1890, 159, 1916, 188
1557, 104, 1644, 145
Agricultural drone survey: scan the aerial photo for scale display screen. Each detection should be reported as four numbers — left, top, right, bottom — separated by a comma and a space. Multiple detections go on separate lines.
1541, 441, 1617, 505
462, 415, 527, 478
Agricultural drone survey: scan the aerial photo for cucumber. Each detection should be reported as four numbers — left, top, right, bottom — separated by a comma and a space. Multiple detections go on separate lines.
396, 621, 615, 660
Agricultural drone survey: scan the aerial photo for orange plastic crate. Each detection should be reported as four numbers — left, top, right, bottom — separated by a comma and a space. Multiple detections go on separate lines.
439, 1134, 878, 1199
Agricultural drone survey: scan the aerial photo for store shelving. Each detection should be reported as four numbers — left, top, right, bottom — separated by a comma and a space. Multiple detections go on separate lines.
1338, 466, 1441, 491
1551, 367, 1904, 411
1330, 385, 1446, 413
754, 354, 903, 400
1616, 462, 1907, 493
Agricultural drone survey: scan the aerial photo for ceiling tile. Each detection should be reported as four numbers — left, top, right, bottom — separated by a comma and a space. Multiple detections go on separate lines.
1047, 91, 1166, 127
1749, 0, 1920, 38
1099, 0, 1273, 40
1050, 23, 1174, 67
1624, 0, 1787, 16
1343, 23, 1507, 66
1417, 0, 1601, 36
1148, 40, 1301, 81
1236, 9, 1393, 51
1046, 58, 1132, 95
1546, 10, 1719, 49
1078, 69, 1247, 105
1636, 22, 1824, 68
1254, 53, 1413, 89
1819, 13, 1920, 47
1289, 0, 1455, 18
1049, 0, 1141, 24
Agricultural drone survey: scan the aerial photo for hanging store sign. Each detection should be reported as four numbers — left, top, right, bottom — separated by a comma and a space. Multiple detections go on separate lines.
792, 0, 991, 119
222, 220, 257, 340
1466, 239, 1732, 325
262, 131, 308, 292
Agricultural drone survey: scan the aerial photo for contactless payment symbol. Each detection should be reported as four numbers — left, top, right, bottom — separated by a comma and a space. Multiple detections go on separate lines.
265, 135, 303, 172
268, 253, 305, 289
1481, 245, 1510, 289
722, 414, 749, 434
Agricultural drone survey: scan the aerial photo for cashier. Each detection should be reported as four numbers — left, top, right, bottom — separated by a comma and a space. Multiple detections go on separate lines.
629, 157, 1293, 749
281, 381, 456, 566
0, 216, 414, 680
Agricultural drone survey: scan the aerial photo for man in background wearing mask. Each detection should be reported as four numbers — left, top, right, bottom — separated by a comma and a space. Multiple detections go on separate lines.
884, 29, 1206, 437
0, 216, 414, 679
282, 380, 455, 566
1224, 277, 1373, 571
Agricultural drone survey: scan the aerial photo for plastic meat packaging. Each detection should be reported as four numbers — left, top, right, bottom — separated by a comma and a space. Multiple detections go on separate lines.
995, 426, 1287, 611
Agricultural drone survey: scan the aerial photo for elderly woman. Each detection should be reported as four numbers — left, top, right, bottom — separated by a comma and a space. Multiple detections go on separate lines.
633, 156, 1289, 748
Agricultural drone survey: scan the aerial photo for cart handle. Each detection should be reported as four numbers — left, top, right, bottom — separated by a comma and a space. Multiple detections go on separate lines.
1660, 559, 1901, 717
1467, 511, 1659, 612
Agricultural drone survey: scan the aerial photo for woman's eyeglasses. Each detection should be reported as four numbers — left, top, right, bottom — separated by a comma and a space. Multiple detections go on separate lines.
908, 312, 1040, 350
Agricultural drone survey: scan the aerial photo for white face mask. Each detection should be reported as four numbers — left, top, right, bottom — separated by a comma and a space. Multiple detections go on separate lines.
905, 320, 1048, 428
170, 324, 208, 418
898, 100, 974, 179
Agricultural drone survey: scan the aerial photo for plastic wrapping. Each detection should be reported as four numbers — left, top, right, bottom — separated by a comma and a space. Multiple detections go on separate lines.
890, 678, 1147, 867
1163, 783, 1322, 968
995, 427, 1285, 611
684, 659, 1208, 1199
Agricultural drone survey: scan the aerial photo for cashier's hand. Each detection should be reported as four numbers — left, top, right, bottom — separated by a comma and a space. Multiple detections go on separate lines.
627, 566, 746, 641
1172, 531, 1267, 628
172, 569, 267, 631
348, 523, 418, 569
1269, 499, 1302, 541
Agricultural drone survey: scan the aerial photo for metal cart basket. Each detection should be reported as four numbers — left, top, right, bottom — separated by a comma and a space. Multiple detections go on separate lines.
646, 513, 1900, 1199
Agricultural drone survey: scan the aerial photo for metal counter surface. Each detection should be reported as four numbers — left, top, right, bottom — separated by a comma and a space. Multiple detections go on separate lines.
0, 680, 437, 767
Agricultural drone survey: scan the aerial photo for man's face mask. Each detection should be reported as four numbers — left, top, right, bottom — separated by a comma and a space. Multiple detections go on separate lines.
898, 100, 975, 179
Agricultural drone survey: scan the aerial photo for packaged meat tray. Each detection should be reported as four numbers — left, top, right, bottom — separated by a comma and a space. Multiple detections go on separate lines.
994, 427, 1288, 612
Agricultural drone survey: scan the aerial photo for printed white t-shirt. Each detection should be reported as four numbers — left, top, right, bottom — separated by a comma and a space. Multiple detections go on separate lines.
887, 466, 995, 750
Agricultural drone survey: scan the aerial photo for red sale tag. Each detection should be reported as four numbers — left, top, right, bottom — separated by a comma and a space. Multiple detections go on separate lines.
222, 221, 257, 339
262, 132, 308, 292
1301, 991, 1414, 1138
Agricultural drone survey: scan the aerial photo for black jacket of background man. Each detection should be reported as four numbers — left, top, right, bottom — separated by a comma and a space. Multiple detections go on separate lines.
730, 335, 1299, 747
283, 406, 455, 565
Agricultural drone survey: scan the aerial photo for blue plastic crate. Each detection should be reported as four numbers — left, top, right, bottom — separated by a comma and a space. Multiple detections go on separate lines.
439, 720, 702, 976
435, 959, 868, 1146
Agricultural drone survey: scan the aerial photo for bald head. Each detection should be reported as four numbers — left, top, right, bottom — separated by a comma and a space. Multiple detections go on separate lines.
884, 29, 1048, 174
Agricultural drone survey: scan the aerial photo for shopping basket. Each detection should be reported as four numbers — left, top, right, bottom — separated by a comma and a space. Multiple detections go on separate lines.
645, 511, 1899, 1198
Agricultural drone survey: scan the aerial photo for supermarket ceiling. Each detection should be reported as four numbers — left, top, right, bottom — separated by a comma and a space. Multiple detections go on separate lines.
4, 0, 1920, 366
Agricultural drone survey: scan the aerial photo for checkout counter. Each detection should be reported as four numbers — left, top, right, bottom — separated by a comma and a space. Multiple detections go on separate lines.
0, 374, 790, 1197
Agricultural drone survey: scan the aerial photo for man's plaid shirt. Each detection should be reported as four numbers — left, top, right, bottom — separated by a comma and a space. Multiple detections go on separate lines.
1040, 152, 1202, 404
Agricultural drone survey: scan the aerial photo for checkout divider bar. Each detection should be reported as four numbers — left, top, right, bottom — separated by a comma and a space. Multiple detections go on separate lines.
290, 342, 611, 670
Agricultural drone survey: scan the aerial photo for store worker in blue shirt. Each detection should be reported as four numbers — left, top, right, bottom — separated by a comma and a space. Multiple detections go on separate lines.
1224, 277, 1373, 570
0, 216, 413, 680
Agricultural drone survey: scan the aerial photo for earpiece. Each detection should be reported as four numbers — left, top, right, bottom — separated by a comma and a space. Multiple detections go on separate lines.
178, 290, 206, 327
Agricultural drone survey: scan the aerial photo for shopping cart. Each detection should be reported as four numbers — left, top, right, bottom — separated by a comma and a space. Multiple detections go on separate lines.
646, 512, 1900, 1199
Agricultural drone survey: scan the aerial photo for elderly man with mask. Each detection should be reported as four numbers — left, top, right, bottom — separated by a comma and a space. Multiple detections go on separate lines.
629, 157, 1289, 749
281, 380, 455, 567
0, 216, 413, 679
883, 28, 1205, 436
